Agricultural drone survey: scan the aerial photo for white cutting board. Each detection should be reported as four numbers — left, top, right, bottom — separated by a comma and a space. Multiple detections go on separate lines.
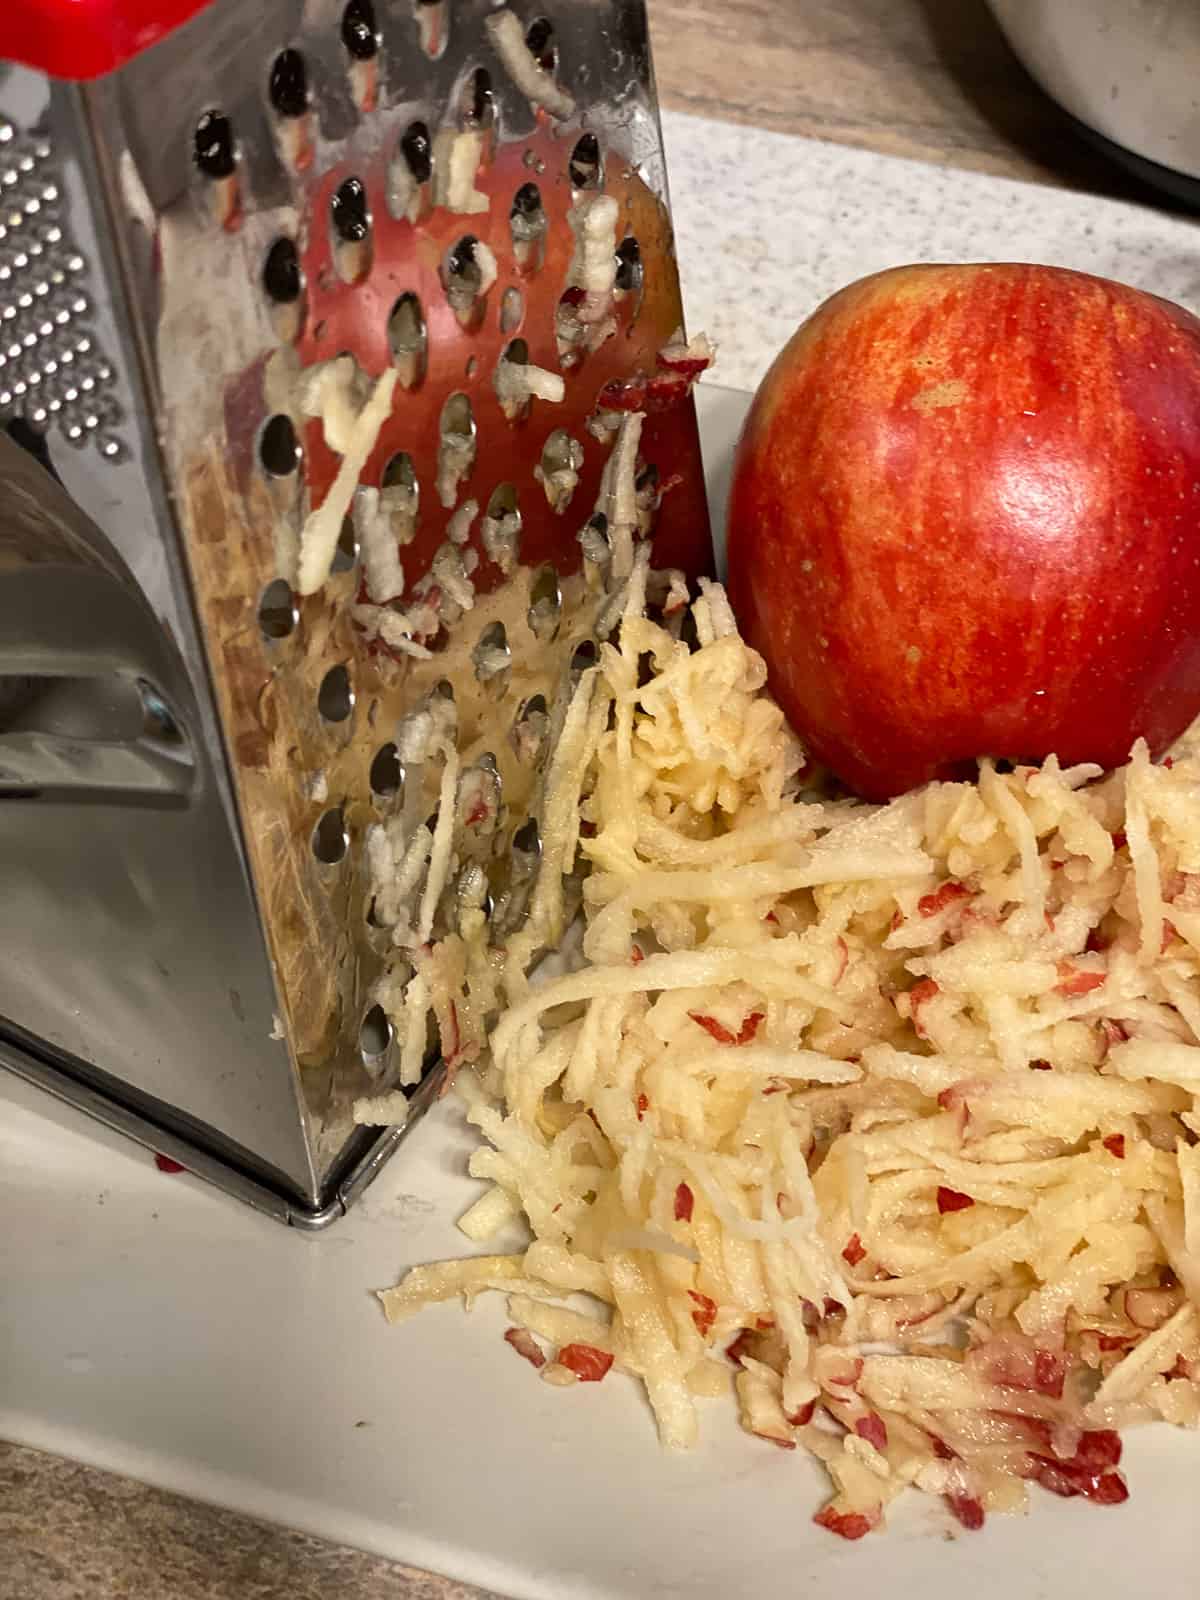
7, 112, 1200, 1597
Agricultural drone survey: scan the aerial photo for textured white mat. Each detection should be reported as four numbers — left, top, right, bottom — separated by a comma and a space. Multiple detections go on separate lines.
663, 110, 1200, 395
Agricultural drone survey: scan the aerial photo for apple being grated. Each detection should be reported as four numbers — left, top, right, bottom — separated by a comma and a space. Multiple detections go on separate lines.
378, 548, 1200, 1539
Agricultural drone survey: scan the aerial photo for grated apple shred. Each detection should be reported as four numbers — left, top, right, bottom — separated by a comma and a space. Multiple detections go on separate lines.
377, 551, 1200, 1539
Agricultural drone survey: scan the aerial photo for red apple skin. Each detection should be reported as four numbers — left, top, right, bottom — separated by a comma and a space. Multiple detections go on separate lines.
726, 263, 1200, 800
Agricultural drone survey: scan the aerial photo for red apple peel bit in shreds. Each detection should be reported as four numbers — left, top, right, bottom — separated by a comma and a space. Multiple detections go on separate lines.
377, 550, 1200, 1540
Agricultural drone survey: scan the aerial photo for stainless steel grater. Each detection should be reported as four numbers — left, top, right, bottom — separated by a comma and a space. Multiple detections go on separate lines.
0, 0, 711, 1224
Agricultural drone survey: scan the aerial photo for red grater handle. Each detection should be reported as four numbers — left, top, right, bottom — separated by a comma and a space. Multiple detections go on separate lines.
2, 0, 214, 81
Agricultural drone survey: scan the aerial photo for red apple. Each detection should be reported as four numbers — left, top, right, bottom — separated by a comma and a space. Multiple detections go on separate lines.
726, 263, 1200, 799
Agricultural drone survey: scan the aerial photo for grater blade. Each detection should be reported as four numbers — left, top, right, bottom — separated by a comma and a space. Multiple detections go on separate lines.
75, 0, 713, 1182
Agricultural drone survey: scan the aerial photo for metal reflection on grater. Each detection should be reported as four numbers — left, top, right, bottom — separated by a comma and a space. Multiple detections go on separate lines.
0, 113, 125, 459
77, 0, 713, 1180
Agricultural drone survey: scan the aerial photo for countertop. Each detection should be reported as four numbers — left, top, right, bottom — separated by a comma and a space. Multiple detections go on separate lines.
7, 3, 1182, 1597
2, 1443, 496, 1600
652, 0, 1146, 195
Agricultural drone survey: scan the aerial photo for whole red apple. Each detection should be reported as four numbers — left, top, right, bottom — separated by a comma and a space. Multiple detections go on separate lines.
726, 263, 1200, 800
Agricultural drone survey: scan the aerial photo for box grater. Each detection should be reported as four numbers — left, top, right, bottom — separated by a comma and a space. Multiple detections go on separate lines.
0, 0, 711, 1224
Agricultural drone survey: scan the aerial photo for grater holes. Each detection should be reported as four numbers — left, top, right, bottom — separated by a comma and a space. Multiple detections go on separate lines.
513, 815, 542, 859
492, 823, 539, 934
262, 237, 305, 342
486, 480, 520, 520
568, 133, 603, 191
460, 68, 496, 131
381, 448, 419, 507
193, 110, 239, 226
542, 428, 580, 472
570, 638, 599, 681
267, 51, 315, 170
436, 392, 476, 507
377, 465, 420, 569
193, 110, 236, 179
494, 337, 539, 424
359, 1003, 393, 1072
258, 413, 301, 477
330, 177, 372, 283
555, 287, 586, 368
257, 578, 298, 640
414, 0, 449, 60
459, 766, 500, 854
386, 293, 427, 388
370, 741, 403, 797
511, 692, 549, 763
263, 237, 302, 303
579, 510, 611, 566
326, 515, 357, 576
481, 481, 521, 573
400, 121, 433, 183
441, 235, 491, 329
537, 428, 584, 513
342, 0, 380, 59
524, 16, 557, 71
312, 806, 348, 865
387, 120, 432, 222
472, 620, 512, 694
454, 860, 492, 929
342, 0, 380, 111
527, 563, 562, 641
269, 49, 309, 118
318, 663, 355, 723
509, 182, 546, 272
615, 235, 643, 296
500, 285, 524, 335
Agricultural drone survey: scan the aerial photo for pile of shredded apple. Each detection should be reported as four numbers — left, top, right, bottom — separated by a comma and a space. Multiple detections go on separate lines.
378, 553, 1200, 1540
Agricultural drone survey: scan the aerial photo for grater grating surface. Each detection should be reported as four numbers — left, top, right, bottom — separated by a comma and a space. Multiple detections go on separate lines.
0, 0, 712, 1216
0, 111, 125, 459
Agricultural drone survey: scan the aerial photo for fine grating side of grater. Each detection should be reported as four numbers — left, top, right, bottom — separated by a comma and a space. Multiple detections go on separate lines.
0, 0, 712, 1223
